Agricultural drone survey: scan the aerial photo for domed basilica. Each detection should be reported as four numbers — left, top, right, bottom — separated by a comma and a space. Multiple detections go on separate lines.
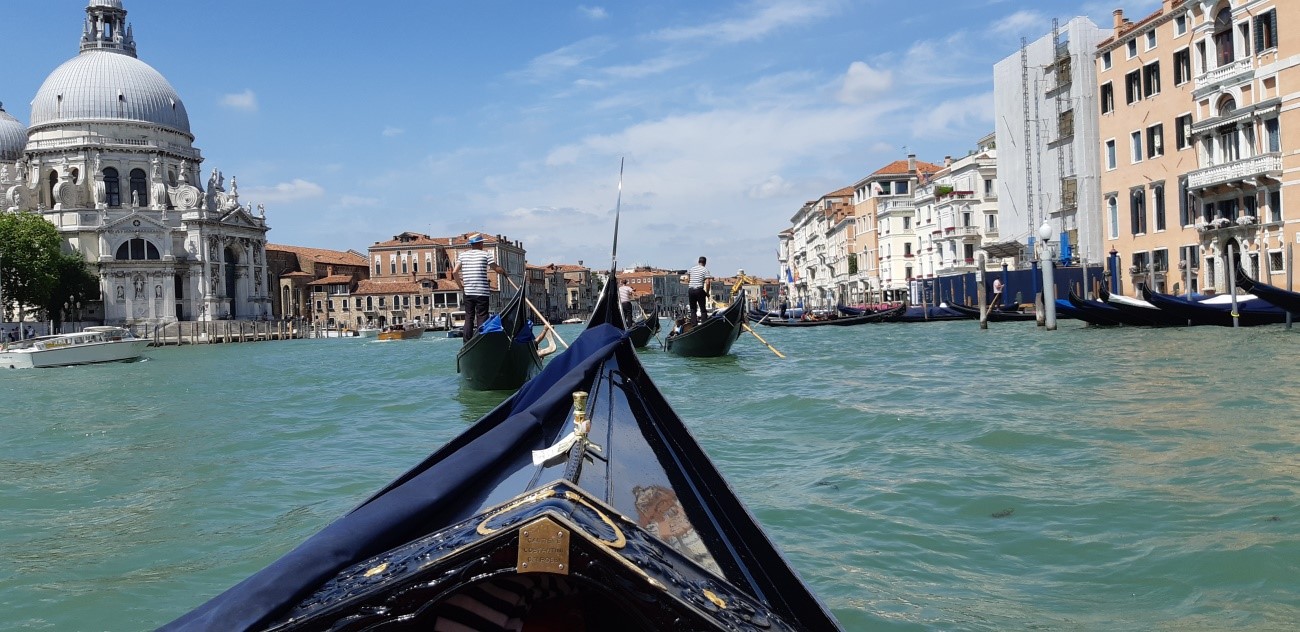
0, 0, 271, 324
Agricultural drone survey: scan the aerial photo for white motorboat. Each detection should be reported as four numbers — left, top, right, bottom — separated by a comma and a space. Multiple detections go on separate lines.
0, 326, 151, 369
356, 327, 381, 338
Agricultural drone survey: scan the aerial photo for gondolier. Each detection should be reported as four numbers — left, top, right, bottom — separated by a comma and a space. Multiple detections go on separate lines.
451, 234, 507, 341
618, 280, 637, 327
687, 256, 711, 327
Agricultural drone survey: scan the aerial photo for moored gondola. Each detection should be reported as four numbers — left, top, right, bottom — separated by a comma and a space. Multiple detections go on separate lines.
758, 303, 905, 327
1066, 290, 1127, 326
627, 304, 661, 348
1236, 269, 1300, 315
1139, 285, 1288, 327
945, 302, 1037, 322
1097, 287, 1190, 327
161, 272, 843, 631
880, 304, 970, 323
663, 292, 747, 357
456, 287, 544, 391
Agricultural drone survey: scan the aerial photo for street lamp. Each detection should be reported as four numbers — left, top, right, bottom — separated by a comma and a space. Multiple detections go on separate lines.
1038, 222, 1057, 331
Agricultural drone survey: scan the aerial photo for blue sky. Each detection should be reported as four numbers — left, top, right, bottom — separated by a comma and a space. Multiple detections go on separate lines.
2, 0, 1159, 277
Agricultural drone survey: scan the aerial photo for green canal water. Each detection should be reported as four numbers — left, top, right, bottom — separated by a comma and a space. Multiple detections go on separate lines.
1, 321, 1297, 630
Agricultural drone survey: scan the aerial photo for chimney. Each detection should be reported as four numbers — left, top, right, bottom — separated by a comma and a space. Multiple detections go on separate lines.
944, 155, 953, 167
907, 154, 917, 172
1113, 9, 1124, 30
327, 265, 335, 277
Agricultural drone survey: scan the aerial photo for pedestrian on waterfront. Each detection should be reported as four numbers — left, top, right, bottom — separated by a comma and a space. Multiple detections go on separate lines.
618, 280, 637, 327
451, 234, 506, 341
687, 256, 711, 327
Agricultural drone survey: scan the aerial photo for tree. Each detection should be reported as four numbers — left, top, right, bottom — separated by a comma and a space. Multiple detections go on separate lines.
41, 252, 100, 329
0, 212, 74, 321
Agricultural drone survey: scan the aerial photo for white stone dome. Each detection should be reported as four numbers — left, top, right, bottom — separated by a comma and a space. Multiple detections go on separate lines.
89, 0, 124, 8
29, 49, 190, 135
0, 104, 25, 161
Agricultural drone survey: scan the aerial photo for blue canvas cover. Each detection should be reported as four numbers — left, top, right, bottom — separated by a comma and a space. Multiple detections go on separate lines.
161, 324, 630, 631
477, 313, 503, 334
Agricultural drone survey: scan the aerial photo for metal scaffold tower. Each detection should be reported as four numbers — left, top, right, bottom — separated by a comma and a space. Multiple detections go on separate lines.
1020, 37, 1036, 240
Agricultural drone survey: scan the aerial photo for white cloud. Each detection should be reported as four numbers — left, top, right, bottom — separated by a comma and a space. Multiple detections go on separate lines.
515, 37, 612, 82
243, 179, 324, 203
838, 61, 893, 104
652, 0, 837, 44
219, 89, 257, 112
602, 54, 694, 79
992, 10, 1045, 36
578, 5, 607, 20
381, 126, 404, 137
337, 195, 380, 209
911, 92, 994, 139
748, 174, 792, 199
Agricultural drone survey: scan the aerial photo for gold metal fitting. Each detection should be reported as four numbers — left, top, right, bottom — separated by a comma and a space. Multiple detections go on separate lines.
572, 391, 590, 437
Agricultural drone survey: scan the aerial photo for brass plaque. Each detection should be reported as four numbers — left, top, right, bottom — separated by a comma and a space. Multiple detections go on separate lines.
517, 517, 570, 575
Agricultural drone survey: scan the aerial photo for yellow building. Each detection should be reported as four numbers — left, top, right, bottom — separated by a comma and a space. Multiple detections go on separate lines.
1100, 0, 1296, 294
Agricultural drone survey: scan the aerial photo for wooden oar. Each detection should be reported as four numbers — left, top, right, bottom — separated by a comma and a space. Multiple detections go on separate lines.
712, 297, 784, 358
506, 277, 569, 349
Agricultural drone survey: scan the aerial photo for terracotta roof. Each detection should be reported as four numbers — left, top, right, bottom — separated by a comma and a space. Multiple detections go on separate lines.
307, 274, 356, 286
354, 279, 425, 295
280, 271, 313, 278
1097, 2, 1182, 48
371, 231, 508, 249
870, 159, 943, 177
545, 263, 590, 273
267, 244, 368, 267
822, 185, 855, 199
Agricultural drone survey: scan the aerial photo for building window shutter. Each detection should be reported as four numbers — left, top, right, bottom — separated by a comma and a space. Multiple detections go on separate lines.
1255, 15, 1265, 53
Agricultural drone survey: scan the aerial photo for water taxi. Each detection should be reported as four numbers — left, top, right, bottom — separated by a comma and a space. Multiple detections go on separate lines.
376, 323, 424, 341
0, 326, 150, 369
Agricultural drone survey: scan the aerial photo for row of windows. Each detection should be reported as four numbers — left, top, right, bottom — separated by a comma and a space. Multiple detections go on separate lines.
1103, 113, 1278, 170
1101, 8, 1277, 72
1107, 186, 1282, 239
316, 292, 465, 313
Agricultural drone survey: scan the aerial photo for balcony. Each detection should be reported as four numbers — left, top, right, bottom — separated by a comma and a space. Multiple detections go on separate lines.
1187, 153, 1281, 189
938, 226, 981, 240
877, 199, 915, 217
1195, 58, 1253, 90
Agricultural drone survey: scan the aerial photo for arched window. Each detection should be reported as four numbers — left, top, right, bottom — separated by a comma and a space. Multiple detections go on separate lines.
1215, 7, 1235, 67
104, 167, 121, 207
1131, 189, 1147, 235
129, 168, 148, 206
47, 170, 58, 205
115, 238, 161, 260
1218, 96, 1236, 116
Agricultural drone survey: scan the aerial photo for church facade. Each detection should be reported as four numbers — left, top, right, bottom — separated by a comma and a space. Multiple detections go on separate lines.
0, 0, 271, 324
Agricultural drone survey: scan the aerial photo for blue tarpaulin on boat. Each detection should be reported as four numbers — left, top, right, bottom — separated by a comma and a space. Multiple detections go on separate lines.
514, 319, 535, 343
478, 314, 503, 334
160, 324, 631, 632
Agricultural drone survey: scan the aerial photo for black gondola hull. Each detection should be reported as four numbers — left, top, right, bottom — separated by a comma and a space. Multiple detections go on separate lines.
456, 331, 543, 391
628, 306, 661, 348
1140, 286, 1288, 327
664, 295, 746, 357
758, 304, 905, 327
946, 303, 1037, 322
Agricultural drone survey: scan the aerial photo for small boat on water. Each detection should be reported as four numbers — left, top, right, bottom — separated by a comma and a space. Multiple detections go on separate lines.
1235, 269, 1300, 315
0, 326, 149, 369
758, 303, 905, 327
1139, 285, 1288, 327
881, 304, 969, 323
946, 302, 1037, 322
356, 326, 381, 338
456, 288, 544, 391
664, 292, 747, 357
627, 304, 661, 348
1097, 287, 1191, 327
1065, 290, 1128, 326
160, 272, 843, 631
376, 323, 424, 341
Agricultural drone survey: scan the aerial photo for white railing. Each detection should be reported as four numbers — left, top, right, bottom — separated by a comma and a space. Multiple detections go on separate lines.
1187, 153, 1281, 189
1195, 58, 1252, 88
25, 135, 201, 159
877, 199, 915, 216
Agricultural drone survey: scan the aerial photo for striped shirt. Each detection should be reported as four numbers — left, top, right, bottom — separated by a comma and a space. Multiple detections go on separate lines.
457, 249, 495, 296
687, 264, 709, 288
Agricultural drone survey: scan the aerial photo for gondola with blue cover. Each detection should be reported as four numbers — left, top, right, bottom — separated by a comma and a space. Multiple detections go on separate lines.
160, 272, 843, 632
1140, 285, 1288, 327
1235, 268, 1300, 315
456, 287, 544, 391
